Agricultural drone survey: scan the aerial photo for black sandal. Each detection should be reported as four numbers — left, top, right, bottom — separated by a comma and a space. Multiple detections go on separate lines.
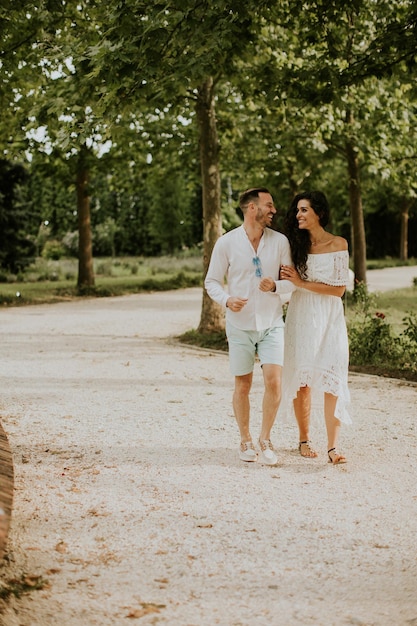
328, 448, 347, 464
299, 440, 318, 458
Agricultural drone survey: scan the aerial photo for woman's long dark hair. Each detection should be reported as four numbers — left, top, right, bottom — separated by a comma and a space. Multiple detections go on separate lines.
284, 191, 330, 278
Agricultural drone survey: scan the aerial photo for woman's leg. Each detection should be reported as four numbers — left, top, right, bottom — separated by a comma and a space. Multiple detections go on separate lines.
324, 392, 346, 464
293, 386, 318, 457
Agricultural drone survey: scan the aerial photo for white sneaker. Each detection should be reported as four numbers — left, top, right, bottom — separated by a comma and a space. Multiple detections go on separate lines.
239, 441, 257, 462
258, 439, 278, 466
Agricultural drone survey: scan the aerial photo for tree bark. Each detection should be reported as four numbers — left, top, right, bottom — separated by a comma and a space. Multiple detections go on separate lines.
195, 77, 225, 333
399, 197, 410, 261
76, 147, 95, 289
345, 111, 367, 287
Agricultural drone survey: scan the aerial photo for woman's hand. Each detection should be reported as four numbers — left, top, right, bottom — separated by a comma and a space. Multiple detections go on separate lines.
280, 265, 303, 287
280, 265, 346, 297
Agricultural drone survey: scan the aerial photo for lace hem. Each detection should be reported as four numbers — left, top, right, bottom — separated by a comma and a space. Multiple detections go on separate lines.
279, 367, 352, 426
308, 278, 348, 287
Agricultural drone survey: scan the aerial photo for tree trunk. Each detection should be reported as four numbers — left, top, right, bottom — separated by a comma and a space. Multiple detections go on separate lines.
76, 147, 95, 289
399, 197, 410, 261
345, 112, 367, 287
195, 77, 225, 333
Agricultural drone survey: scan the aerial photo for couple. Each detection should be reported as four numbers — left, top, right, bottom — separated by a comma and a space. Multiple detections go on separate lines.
205, 187, 351, 467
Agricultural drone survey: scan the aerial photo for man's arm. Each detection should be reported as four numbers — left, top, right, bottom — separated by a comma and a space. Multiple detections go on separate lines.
204, 240, 230, 308
270, 236, 296, 294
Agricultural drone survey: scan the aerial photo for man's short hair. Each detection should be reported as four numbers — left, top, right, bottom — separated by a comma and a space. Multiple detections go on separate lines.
239, 187, 271, 212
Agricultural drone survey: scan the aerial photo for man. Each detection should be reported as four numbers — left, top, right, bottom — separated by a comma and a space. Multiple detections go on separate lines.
205, 187, 294, 465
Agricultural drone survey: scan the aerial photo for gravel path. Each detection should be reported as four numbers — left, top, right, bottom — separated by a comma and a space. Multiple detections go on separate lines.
0, 278, 416, 626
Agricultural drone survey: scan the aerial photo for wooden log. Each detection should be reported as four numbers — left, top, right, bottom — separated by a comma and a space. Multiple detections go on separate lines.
0, 422, 14, 560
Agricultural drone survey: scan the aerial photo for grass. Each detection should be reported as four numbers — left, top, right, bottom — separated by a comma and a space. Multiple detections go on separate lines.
365, 256, 417, 270
0, 254, 203, 306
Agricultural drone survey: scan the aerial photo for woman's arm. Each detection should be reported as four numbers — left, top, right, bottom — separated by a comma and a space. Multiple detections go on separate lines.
280, 265, 346, 297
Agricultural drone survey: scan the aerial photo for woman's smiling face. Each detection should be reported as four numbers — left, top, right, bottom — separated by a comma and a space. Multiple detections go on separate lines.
296, 199, 320, 231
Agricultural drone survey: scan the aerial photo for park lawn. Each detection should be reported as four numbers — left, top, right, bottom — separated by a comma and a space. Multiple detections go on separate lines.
0, 272, 203, 306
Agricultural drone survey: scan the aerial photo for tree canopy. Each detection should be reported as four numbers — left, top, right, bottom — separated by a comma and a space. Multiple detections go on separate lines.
1, 0, 417, 307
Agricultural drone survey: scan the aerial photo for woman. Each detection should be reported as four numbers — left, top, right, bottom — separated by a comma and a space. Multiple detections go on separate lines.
280, 190, 351, 464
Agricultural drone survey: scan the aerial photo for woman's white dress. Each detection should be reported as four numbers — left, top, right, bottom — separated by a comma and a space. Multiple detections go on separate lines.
280, 250, 351, 425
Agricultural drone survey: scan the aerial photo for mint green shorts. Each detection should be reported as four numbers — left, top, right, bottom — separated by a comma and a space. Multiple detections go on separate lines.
226, 322, 284, 376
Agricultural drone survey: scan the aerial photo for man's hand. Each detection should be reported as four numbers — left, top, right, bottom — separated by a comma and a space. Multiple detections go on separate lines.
226, 296, 248, 312
259, 277, 276, 292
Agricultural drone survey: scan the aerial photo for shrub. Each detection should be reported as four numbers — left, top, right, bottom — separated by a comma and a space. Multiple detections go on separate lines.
349, 311, 397, 366
401, 312, 417, 345
62, 231, 79, 256
96, 261, 114, 277
41, 240, 66, 261
348, 283, 417, 377
395, 313, 417, 374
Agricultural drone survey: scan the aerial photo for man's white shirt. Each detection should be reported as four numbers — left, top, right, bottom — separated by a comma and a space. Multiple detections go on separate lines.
205, 225, 295, 331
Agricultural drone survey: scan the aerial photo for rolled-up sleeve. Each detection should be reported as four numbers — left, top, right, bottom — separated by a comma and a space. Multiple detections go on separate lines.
274, 278, 296, 294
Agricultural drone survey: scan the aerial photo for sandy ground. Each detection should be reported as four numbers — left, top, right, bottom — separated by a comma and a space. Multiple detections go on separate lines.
0, 267, 417, 626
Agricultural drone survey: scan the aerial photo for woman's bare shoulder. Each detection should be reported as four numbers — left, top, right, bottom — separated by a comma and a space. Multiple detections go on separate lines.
328, 235, 348, 252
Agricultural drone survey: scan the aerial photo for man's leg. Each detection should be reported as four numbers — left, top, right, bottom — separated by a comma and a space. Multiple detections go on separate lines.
233, 372, 253, 443
259, 364, 282, 441
226, 323, 257, 461
233, 373, 258, 462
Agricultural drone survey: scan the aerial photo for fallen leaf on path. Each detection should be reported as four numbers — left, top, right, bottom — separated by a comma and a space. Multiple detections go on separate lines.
87, 508, 109, 517
23, 575, 46, 587
125, 602, 165, 618
55, 541, 68, 553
